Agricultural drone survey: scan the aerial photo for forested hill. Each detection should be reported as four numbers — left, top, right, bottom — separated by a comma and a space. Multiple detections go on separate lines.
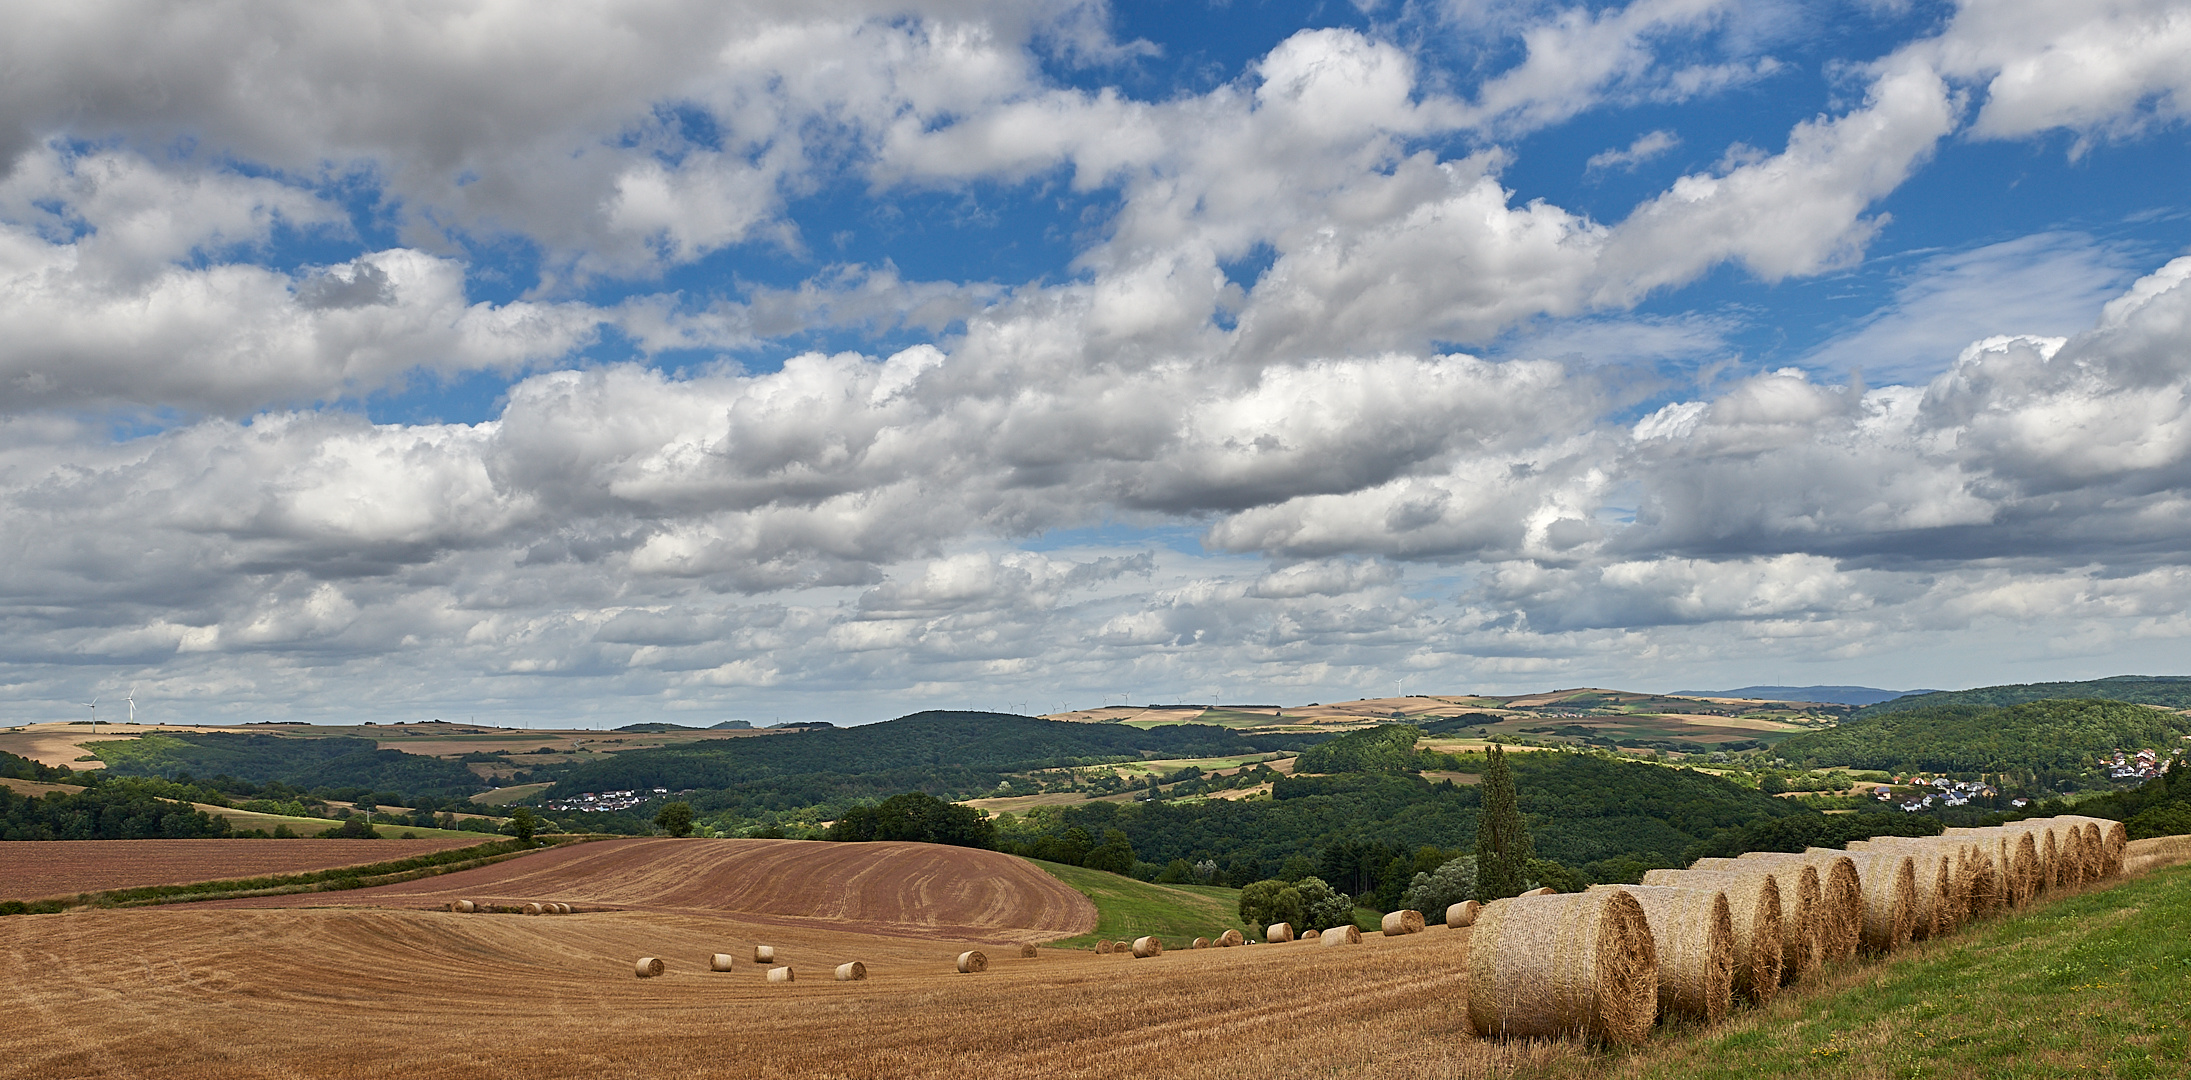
1776, 698, 2191, 783
96, 732, 483, 797
1000, 749, 1805, 890
543, 711, 1314, 806
1850, 676, 2191, 719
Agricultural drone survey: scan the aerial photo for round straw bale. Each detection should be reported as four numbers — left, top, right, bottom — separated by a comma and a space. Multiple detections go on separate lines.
448, 900, 476, 913
2080, 821, 2106, 879
1192, 937, 1211, 949
834, 961, 866, 982
2009, 831, 2039, 905
1597, 885, 1733, 1024
1519, 886, 1557, 897
522, 902, 544, 916
1093, 939, 1112, 954
1319, 925, 1363, 947
753, 945, 776, 964
767, 966, 794, 983
1382, 909, 1426, 936
1115, 940, 1134, 953
1266, 922, 1295, 943
1132, 936, 1163, 958
634, 957, 664, 979
1836, 850, 1916, 953
1465, 888, 1657, 1047
956, 950, 988, 974
1021, 943, 1039, 958
1861, 839, 1956, 938
1446, 900, 1482, 928
2101, 819, 2128, 877
1219, 929, 1244, 947
1727, 854, 1854, 965
1639, 869, 1784, 1004
710, 953, 735, 972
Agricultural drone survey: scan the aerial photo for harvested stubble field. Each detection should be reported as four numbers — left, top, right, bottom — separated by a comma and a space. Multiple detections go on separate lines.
193, 837, 1098, 943
0, 837, 1582, 1080
1, 838, 487, 900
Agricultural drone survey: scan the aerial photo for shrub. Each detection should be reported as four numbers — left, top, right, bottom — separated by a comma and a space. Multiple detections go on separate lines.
1291, 876, 1356, 932
1238, 879, 1302, 930
1400, 855, 1477, 915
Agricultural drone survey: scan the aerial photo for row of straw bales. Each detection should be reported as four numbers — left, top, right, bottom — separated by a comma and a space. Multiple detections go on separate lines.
445, 899, 575, 915
1467, 816, 2128, 1047
637, 946, 869, 982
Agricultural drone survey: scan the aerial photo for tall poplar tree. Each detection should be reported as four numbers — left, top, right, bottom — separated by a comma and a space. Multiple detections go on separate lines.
1475, 743, 1532, 900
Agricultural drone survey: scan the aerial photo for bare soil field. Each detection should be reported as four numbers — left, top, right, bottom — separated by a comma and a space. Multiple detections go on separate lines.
194, 837, 1099, 943
2, 838, 487, 900
0, 904, 1559, 1080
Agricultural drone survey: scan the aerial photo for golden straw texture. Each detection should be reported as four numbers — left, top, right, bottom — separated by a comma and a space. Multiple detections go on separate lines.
1132, 936, 1163, 958
1218, 929, 1244, 947
834, 961, 866, 981
1381, 910, 1425, 936
955, 951, 987, 974
1266, 922, 1294, 943
767, 966, 794, 983
633, 957, 665, 979
709, 953, 735, 972
1834, 850, 1916, 953
1640, 869, 1783, 1004
1319, 925, 1362, 947
1466, 889, 1658, 1048
1446, 901, 1481, 928
1600, 885, 1733, 1024
753, 945, 775, 964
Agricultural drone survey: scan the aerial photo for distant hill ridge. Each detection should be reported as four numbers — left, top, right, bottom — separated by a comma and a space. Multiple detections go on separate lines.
1675, 685, 1925, 707
1850, 675, 2191, 719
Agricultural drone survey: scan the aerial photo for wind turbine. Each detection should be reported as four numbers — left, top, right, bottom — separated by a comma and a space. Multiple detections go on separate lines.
82, 697, 97, 736
127, 689, 137, 725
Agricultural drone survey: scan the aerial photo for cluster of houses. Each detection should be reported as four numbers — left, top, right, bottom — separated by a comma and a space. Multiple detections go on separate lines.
2104, 748, 2166, 781
1874, 775, 2001, 812
542, 787, 668, 812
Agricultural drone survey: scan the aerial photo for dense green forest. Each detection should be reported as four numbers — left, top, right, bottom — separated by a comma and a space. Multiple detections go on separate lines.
1, 778, 234, 840
1775, 698, 2191, 785
544, 711, 1316, 815
986, 749, 1814, 901
1851, 676, 2191, 719
95, 732, 485, 797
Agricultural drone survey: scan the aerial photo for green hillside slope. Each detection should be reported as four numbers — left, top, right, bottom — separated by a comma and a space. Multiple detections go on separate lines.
1776, 698, 2191, 782
1851, 675, 2191, 718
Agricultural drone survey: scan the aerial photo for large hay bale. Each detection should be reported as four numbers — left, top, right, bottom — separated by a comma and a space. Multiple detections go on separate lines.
1132, 936, 1164, 958
1021, 943, 1040, 958
1855, 839, 1955, 938
1519, 887, 1557, 897
1446, 900, 1482, 929
1597, 885, 1733, 1024
1466, 888, 1658, 1048
767, 966, 794, 983
753, 945, 776, 964
634, 957, 665, 979
956, 950, 988, 974
2010, 831, 2039, 906
1267, 922, 1295, 943
1836, 850, 1916, 952
1639, 869, 1784, 1004
1219, 929, 1244, 947
1192, 937, 1211, 949
1382, 909, 1426, 936
709, 953, 736, 972
448, 900, 476, 913
1093, 939, 1113, 955
834, 961, 866, 982
1728, 853, 1857, 964
1320, 925, 1363, 947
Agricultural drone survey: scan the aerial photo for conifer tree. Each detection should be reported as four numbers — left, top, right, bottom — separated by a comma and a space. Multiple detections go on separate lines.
1475, 744, 1532, 900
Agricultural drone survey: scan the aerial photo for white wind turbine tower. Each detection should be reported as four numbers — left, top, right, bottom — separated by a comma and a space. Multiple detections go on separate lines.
82, 697, 97, 736
127, 689, 137, 725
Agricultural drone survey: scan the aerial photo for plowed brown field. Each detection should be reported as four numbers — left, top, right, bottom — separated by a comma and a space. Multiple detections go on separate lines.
0, 906, 1559, 1080
195, 837, 1099, 943
2, 838, 488, 900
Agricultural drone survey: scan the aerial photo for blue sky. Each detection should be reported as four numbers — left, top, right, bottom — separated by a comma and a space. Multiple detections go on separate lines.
3, 0, 2190, 726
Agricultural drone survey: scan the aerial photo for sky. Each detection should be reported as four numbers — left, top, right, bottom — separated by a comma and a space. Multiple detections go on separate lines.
4, 0, 2191, 727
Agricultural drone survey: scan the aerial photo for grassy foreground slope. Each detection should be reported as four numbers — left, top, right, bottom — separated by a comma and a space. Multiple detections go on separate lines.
1578, 859, 2191, 1079
1028, 859, 1256, 948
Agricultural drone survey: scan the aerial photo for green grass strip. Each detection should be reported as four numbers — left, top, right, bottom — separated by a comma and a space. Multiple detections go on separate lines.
1027, 858, 1260, 949
1578, 863, 2191, 1079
